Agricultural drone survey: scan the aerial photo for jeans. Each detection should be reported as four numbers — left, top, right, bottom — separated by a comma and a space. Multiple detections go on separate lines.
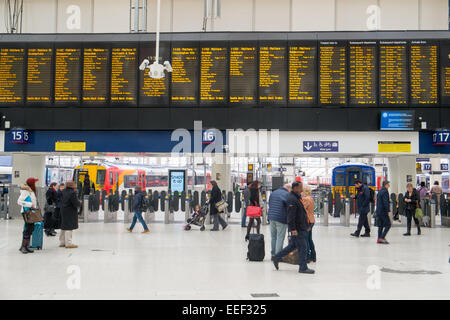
212, 213, 227, 230
130, 210, 149, 231
306, 223, 316, 261
270, 221, 287, 257
241, 206, 247, 227
355, 212, 370, 235
377, 214, 391, 239
274, 231, 308, 271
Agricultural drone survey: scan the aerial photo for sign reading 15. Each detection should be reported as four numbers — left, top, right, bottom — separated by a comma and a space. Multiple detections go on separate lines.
432, 131, 450, 145
11, 129, 30, 143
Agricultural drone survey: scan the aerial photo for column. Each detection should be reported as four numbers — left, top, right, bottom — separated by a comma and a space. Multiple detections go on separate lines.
12, 153, 46, 187
211, 155, 231, 192
387, 157, 399, 194
395, 156, 417, 194
429, 157, 442, 187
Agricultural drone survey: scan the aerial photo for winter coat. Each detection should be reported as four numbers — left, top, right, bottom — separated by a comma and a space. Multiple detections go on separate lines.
61, 187, 81, 231
286, 191, 308, 232
133, 191, 145, 212
17, 184, 37, 214
242, 187, 251, 206
302, 195, 315, 224
267, 187, 289, 224
375, 187, 390, 217
249, 188, 260, 207
46, 187, 58, 206
355, 184, 371, 215
210, 185, 222, 215
56, 190, 63, 209
403, 188, 419, 211
83, 180, 91, 196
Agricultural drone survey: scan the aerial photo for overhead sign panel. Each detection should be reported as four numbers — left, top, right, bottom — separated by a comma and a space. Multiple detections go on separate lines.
303, 141, 338, 152
380, 111, 415, 131
378, 141, 411, 153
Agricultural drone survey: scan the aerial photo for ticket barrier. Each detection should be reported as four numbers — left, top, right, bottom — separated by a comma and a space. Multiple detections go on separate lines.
164, 193, 174, 224
184, 194, 191, 222
344, 198, 350, 227
104, 195, 117, 223
322, 197, 329, 226
123, 194, 132, 224
144, 194, 155, 224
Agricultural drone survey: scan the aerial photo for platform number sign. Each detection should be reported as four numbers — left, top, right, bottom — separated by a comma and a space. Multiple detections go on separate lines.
432, 130, 450, 145
202, 129, 216, 144
11, 129, 30, 144
423, 163, 432, 171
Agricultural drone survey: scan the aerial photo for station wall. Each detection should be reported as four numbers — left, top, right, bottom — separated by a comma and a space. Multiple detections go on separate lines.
0, 0, 447, 34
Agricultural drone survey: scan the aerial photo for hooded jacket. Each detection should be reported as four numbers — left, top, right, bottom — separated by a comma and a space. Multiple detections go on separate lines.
17, 184, 37, 213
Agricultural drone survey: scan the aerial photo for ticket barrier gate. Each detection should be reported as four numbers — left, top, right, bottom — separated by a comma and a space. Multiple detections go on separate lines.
343, 198, 350, 227
164, 193, 174, 224
123, 194, 132, 224
322, 197, 329, 226
144, 194, 155, 224
82, 194, 100, 222
104, 195, 117, 223
184, 194, 191, 223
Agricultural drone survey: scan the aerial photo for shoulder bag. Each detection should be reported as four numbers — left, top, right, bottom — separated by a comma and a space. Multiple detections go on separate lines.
215, 199, 228, 213
24, 197, 44, 224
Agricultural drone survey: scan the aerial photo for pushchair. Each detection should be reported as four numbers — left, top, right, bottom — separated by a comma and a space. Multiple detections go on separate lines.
184, 200, 209, 231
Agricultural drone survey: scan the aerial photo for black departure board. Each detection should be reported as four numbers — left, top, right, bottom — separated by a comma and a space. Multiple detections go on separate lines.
410, 40, 438, 105
229, 45, 257, 104
82, 48, 109, 103
139, 44, 170, 106
441, 42, 450, 105
349, 42, 377, 105
54, 48, 81, 104
26, 48, 53, 103
288, 43, 316, 105
0, 48, 25, 104
171, 44, 198, 105
319, 42, 346, 105
111, 47, 137, 105
259, 44, 287, 104
379, 41, 408, 105
200, 45, 228, 105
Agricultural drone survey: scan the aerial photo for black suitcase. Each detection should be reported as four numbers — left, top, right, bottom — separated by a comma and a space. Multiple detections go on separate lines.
247, 233, 265, 261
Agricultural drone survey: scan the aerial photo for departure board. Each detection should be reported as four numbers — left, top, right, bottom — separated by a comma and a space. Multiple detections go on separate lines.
319, 42, 346, 105
54, 48, 81, 103
171, 45, 198, 105
441, 42, 450, 105
259, 44, 287, 104
379, 41, 408, 105
200, 46, 228, 105
288, 43, 316, 105
410, 41, 438, 105
26, 48, 53, 103
111, 47, 137, 105
82, 48, 109, 103
349, 42, 377, 105
229, 45, 257, 105
139, 44, 170, 106
0, 48, 25, 104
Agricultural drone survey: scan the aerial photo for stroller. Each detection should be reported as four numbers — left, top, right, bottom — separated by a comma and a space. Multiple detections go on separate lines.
184, 200, 209, 231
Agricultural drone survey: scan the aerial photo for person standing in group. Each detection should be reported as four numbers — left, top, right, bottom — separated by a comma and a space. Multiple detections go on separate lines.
17, 178, 39, 254
350, 180, 371, 238
375, 180, 391, 244
44, 182, 58, 237
60, 181, 81, 249
53, 183, 65, 230
430, 181, 443, 215
302, 185, 316, 263
126, 186, 150, 233
245, 181, 262, 240
403, 183, 421, 236
241, 182, 251, 228
272, 181, 314, 274
267, 184, 290, 258
210, 180, 228, 231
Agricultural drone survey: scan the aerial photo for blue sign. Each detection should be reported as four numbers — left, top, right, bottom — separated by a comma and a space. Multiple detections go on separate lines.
441, 163, 449, 171
380, 111, 414, 131
303, 141, 338, 152
416, 158, 430, 162
202, 129, 216, 144
423, 163, 432, 171
169, 170, 186, 193
432, 130, 450, 145
10, 129, 30, 144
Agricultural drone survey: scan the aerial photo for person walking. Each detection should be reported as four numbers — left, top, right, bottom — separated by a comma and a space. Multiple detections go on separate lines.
271, 181, 314, 274
403, 183, 421, 236
17, 178, 39, 254
245, 181, 262, 240
60, 181, 81, 249
375, 180, 391, 244
210, 180, 228, 231
126, 186, 150, 233
44, 182, 58, 237
350, 180, 371, 237
241, 183, 251, 228
430, 181, 443, 215
267, 184, 290, 257
302, 185, 316, 263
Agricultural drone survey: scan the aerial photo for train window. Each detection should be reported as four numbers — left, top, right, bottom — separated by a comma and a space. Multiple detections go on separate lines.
363, 173, 373, 185
334, 173, 345, 186
96, 170, 106, 185
109, 172, 114, 184
124, 175, 138, 188
73, 169, 79, 182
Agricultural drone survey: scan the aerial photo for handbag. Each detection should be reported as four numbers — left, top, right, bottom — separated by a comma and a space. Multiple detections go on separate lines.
215, 199, 228, 213
414, 207, 424, 219
24, 208, 44, 223
246, 201, 262, 218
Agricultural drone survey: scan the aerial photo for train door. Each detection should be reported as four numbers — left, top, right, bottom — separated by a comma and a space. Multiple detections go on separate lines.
347, 169, 361, 195
138, 170, 145, 190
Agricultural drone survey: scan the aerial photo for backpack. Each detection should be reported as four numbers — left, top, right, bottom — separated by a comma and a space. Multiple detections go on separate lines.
369, 188, 375, 204
139, 195, 148, 212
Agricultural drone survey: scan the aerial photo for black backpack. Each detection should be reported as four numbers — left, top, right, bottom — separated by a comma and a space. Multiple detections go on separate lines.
369, 188, 375, 203
247, 233, 265, 261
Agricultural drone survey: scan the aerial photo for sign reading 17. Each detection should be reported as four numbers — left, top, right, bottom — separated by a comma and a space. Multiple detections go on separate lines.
432, 131, 450, 145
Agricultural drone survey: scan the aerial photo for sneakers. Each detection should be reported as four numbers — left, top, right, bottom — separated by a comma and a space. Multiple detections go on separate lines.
65, 244, 78, 249
377, 238, 389, 244
350, 232, 360, 237
360, 233, 370, 237
299, 268, 315, 274
271, 256, 279, 270
142, 229, 150, 234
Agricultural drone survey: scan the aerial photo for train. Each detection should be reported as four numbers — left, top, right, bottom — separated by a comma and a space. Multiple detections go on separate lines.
73, 161, 211, 194
331, 163, 376, 197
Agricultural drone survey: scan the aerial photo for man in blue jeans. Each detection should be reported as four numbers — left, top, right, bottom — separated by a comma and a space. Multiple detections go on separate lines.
126, 186, 150, 234
272, 181, 314, 274
268, 184, 290, 257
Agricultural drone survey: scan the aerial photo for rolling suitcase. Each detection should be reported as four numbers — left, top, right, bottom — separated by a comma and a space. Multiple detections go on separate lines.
247, 230, 265, 261
29, 221, 44, 250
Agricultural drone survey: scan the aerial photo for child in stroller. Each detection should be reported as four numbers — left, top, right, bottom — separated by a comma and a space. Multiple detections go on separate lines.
184, 202, 208, 231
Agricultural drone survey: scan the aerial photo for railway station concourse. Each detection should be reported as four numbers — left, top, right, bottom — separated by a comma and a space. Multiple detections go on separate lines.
0, 0, 449, 310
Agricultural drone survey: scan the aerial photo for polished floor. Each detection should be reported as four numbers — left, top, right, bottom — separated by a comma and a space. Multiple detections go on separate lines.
0, 214, 449, 300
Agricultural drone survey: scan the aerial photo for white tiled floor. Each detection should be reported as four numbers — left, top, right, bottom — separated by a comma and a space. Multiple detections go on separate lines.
0, 216, 449, 300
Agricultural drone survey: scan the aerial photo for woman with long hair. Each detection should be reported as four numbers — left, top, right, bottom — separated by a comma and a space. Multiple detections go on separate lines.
403, 183, 421, 236
302, 185, 316, 263
17, 178, 39, 254
245, 180, 262, 241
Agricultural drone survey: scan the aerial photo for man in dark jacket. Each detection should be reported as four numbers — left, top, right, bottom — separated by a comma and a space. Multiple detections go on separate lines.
268, 184, 291, 257
375, 180, 391, 244
351, 180, 371, 237
210, 180, 228, 231
272, 181, 314, 274
60, 181, 81, 249
44, 182, 58, 236
126, 186, 150, 233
